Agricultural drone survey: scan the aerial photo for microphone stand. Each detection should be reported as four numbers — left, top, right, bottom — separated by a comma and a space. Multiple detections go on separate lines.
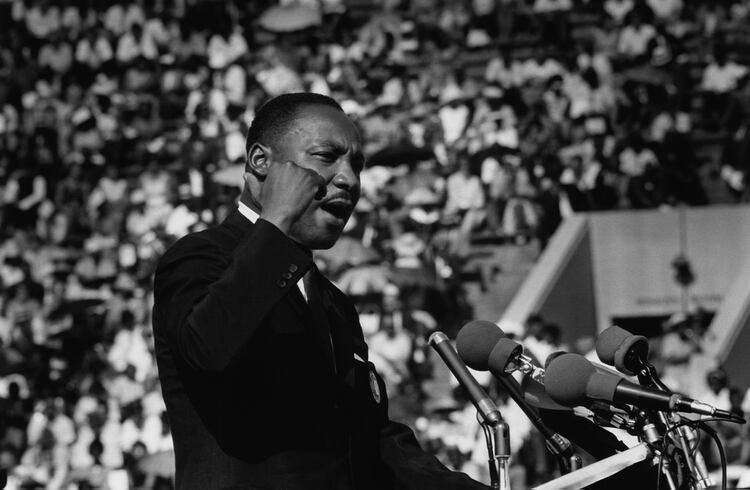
496, 375, 581, 474
638, 408, 678, 490
478, 413, 511, 490
635, 358, 712, 489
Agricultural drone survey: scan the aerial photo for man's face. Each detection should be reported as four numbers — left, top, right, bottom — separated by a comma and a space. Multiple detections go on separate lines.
272, 105, 364, 249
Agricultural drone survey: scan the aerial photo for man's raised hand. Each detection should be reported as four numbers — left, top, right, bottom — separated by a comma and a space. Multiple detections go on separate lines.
259, 160, 326, 235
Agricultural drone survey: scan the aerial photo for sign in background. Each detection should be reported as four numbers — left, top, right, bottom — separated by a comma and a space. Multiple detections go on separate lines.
589, 205, 750, 331
500, 205, 750, 389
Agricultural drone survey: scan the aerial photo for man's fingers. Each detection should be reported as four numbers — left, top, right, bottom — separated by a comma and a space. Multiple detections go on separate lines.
312, 172, 326, 200
314, 184, 326, 201
284, 161, 326, 199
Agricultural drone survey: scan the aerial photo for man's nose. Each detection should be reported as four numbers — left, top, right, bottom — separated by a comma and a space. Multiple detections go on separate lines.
331, 160, 359, 192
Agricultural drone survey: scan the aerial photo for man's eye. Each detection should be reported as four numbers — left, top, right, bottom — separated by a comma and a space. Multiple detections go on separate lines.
316, 153, 336, 161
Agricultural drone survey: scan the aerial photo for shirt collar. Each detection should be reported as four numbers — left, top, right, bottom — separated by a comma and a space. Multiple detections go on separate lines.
238, 201, 260, 223
236, 201, 311, 300
237, 201, 314, 259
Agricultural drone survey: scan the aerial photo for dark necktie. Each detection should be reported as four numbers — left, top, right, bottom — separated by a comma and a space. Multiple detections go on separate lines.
303, 265, 337, 373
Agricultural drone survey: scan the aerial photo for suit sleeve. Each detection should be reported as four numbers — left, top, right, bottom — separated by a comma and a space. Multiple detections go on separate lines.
153, 219, 313, 372
373, 374, 488, 489
378, 420, 489, 489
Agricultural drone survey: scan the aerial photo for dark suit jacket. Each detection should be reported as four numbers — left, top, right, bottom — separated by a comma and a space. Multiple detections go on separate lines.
152, 210, 487, 490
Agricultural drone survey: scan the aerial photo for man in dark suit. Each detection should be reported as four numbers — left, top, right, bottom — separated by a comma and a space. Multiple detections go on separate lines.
152, 93, 487, 489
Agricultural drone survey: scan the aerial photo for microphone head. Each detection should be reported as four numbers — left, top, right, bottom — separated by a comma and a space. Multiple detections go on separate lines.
456, 320, 505, 371
546, 353, 625, 407
487, 338, 523, 373
595, 325, 632, 365
545, 351, 567, 369
613, 334, 649, 376
544, 353, 597, 407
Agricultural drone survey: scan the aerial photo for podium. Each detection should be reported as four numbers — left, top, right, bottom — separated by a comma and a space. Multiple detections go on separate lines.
534, 443, 653, 490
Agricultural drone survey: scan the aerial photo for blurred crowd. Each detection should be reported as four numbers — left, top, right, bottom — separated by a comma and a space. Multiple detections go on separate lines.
2, 0, 750, 488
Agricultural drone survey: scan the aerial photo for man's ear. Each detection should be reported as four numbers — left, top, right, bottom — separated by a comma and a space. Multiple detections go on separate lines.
246, 143, 271, 179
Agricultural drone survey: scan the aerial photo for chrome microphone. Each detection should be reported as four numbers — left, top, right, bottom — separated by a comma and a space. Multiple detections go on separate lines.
429, 331, 503, 426
545, 353, 740, 420
489, 337, 546, 384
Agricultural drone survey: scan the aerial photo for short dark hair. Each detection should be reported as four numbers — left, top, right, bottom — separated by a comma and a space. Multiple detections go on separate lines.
245, 93, 344, 155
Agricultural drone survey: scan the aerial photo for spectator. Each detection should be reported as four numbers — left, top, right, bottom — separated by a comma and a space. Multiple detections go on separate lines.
3, 163, 48, 232
207, 25, 248, 70
485, 48, 521, 88
605, 0, 635, 24
16, 426, 69, 489
439, 86, 471, 146
702, 46, 748, 123
445, 154, 486, 216
616, 12, 657, 60
368, 284, 415, 395
75, 27, 114, 70
38, 34, 74, 75
696, 368, 732, 413
25, 1, 62, 43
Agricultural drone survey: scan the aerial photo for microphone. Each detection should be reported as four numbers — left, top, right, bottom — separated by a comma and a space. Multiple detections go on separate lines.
456, 321, 566, 411
430, 332, 512, 489
456, 321, 584, 473
545, 353, 738, 419
489, 338, 546, 384
428, 332, 502, 426
545, 351, 639, 431
596, 325, 675, 393
456, 320, 505, 371
456, 320, 544, 382
595, 325, 649, 376
597, 328, 718, 484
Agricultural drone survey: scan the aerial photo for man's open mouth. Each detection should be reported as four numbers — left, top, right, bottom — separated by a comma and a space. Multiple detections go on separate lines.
320, 199, 353, 220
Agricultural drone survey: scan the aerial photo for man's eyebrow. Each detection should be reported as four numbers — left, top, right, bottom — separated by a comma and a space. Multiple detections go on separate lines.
314, 141, 347, 152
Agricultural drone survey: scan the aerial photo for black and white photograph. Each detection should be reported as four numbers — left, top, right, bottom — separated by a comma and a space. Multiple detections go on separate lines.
0, 0, 749, 488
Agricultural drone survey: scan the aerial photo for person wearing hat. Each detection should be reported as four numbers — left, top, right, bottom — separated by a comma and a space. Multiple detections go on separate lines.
152, 93, 487, 489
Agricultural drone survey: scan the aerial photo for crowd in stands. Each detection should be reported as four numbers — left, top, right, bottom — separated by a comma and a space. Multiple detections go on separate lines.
2, 0, 750, 487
